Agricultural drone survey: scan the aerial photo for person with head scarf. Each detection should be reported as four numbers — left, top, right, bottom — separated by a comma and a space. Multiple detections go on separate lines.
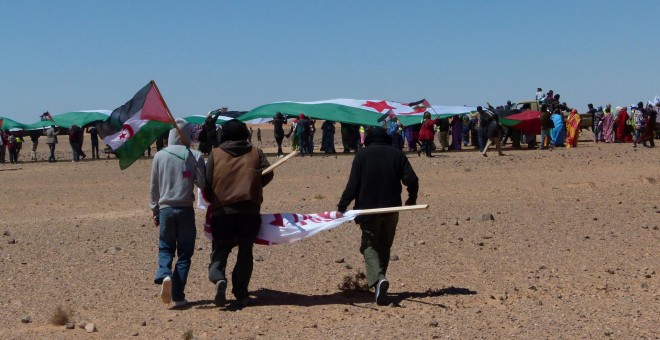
149, 118, 206, 308
593, 105, 605, 142
295, 113, 313, 156
449, 115, 463, 150
418, 111, 440, 157
550, 109, 566, 147
637, 102, 657, 148
320, 120, 336, 154
204, 119, 273, 308
566, 109, 581, 148
601, 106, 614, 143
615, 107, 632, 143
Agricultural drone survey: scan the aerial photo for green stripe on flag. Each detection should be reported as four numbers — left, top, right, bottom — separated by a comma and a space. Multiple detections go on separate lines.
113, 120, 172, 169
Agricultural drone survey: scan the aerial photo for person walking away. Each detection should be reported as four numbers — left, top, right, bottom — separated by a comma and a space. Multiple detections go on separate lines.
616, 107, 632, 143
335, 127, 419, 305
320, 120, 336, 154
76, 125, 86, 159
29, 130, 40, 161
271, 112, 287, 158
45, 125, 58, 162
86, 126, 100, 158
204, 119, 273, 308
476, 106, 491, 152
418, 111, 440, 157
256, 128, 262, 146
68, 125, 81, 161
449, 115, 463, 150
632, 105, 645, 148
150, 119, 206, 308
602, 106, 614, 143
7, 132, 18, 163
437, 117, 450, 152
566, 109, 581, 148
637, 102, 656, 148
593, 106, 605, 142
482, 114, 504, 156
296, 113, 312, 156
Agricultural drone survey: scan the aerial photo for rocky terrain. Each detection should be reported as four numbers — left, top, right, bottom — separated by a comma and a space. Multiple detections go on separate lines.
0, 125, 658, 339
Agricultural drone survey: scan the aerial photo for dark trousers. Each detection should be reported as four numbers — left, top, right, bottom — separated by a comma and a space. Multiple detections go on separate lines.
208, 213, 261, 300
48, 143, 56, 162
91, 141, 99, 158
359, 213, 399, 288
420, 139, 433, 156
275, 137, 284, 156
0, 145, 5, 162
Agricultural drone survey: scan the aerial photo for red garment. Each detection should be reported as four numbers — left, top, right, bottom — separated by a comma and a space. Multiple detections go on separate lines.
418, 118, 439, 141
615, 110, 632, 142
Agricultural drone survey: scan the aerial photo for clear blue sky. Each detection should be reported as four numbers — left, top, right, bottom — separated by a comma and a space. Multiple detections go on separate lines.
1, 0, 659, 122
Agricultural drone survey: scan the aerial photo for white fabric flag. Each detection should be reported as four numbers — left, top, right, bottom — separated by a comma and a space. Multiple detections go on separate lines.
198, 188, 356, 245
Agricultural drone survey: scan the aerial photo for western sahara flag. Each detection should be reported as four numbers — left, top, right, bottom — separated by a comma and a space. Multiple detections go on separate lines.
98, 81, 174, 169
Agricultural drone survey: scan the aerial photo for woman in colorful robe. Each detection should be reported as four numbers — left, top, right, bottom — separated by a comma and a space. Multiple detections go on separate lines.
565, 109, 581, 148
550, 111, 566, 147
615, 107, 632, 142
601, 107, 614, 142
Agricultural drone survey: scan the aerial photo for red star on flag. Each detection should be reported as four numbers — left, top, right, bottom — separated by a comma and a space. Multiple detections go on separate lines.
118, 131, 128, 140
363, 100, 395, 113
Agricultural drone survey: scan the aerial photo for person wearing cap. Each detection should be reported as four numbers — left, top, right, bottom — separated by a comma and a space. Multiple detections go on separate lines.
149, 118, 206, 308
204, 119, 273, 308
45, 125, 58, 162
335, 126, 419, 305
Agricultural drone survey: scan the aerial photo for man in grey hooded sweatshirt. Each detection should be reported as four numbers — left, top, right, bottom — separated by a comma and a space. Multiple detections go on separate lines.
149, 118, 206, 307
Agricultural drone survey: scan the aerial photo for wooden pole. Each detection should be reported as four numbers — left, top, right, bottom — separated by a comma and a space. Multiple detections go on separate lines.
352, 204, 428, 216
262, 150, 297, 175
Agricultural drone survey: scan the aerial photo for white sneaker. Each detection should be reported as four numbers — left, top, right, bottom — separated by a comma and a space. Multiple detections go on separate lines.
173, 299, 188, 308
160, 277, 172, 304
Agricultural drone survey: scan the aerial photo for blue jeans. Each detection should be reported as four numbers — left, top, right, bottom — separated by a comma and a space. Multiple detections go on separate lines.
540, 128, 551, 149
48, 143, 56, 162
477, 127, 487, 152
155, 206, 196, 302
70, 142, 80, 161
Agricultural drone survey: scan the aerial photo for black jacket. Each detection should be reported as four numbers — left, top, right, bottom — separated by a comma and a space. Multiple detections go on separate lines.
337, 129, 419, 221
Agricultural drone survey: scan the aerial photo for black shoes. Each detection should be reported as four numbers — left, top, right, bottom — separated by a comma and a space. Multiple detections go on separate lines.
214, 280, 227, 306
375, 278, 389, 305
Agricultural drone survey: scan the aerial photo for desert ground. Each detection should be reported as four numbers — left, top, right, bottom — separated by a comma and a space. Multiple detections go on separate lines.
0, 123, 658, 339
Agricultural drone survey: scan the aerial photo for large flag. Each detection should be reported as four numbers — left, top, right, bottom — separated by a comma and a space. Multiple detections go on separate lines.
97, 81, 174, 169
239, 99, 476, 127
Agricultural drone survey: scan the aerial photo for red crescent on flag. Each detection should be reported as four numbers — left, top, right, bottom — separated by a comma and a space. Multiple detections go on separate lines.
118, 124, 135, 141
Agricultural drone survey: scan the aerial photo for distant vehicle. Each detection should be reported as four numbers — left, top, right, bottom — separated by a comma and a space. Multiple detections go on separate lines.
513, 100, 592, 131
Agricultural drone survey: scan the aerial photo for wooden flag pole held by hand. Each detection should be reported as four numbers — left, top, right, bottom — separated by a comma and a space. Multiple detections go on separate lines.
352, 204, 428, 216
262, 150, 298, 175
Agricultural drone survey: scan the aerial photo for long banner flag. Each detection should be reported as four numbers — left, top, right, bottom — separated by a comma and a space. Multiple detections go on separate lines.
97, 81, 175, 169
239, 99, 476, 127
197, 191, 427, 245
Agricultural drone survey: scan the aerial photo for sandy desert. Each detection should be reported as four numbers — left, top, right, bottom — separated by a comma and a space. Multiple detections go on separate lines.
0, 124, 658, 339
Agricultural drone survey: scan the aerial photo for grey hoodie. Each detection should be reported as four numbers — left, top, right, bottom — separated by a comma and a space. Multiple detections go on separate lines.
149, 119, 206, 213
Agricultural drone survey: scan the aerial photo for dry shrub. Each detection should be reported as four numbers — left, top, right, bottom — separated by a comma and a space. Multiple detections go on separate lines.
338, 271, 369, 292
314, 194, 325, 199
50, 305, 74, 325
182, 329, 194, 340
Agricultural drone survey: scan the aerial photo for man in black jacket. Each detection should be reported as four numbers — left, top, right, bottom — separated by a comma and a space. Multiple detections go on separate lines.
335, 127, 419, 305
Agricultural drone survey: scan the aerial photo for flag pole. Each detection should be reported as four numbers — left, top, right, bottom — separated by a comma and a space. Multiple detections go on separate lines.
262, 150, 298, 175
352, 204, 428, 216
150, 80, 189, 146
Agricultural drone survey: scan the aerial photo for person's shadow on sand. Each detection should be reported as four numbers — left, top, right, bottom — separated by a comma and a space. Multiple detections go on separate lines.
191, 286, 477, 310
